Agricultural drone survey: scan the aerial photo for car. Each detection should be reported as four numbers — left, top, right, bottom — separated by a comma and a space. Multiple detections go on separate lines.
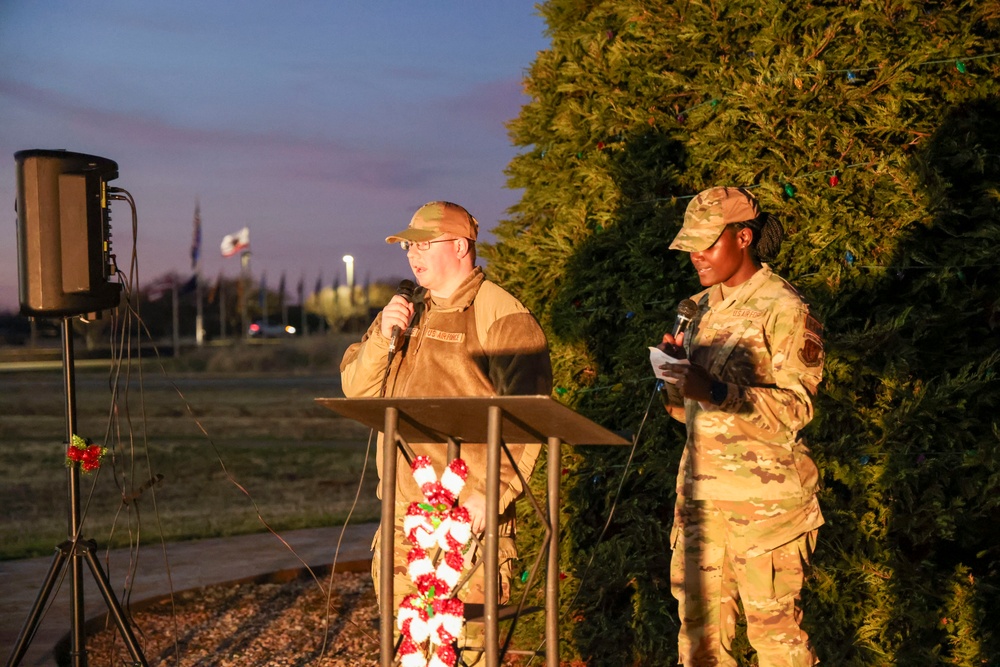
248, 321, 296, 338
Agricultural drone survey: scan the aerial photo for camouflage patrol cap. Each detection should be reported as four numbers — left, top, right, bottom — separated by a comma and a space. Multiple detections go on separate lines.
385, 201, 480, 244
670, 187, 760, 252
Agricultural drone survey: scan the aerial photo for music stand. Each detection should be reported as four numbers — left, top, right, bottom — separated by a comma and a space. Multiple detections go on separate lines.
316, 395, 629, 667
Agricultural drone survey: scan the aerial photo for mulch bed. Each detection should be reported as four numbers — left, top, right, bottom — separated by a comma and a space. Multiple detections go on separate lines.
83, 570, 383, 666
82, 570, 529, 666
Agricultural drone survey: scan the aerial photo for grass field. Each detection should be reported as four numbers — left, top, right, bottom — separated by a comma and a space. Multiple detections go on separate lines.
0, 337, 382, 560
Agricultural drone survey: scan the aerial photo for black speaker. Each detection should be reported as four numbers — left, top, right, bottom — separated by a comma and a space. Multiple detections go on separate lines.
15, 149, 122, 317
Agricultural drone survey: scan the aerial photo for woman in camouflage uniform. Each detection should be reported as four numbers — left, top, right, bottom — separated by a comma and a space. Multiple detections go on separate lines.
658, 187, 825, 667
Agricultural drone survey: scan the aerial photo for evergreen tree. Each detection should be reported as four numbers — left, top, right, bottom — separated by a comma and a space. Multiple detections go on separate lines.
485, 1, 1000, 664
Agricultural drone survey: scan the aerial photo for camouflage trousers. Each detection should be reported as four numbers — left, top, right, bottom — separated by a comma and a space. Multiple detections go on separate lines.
670, 494, 823, 667
371, 501, 516, 663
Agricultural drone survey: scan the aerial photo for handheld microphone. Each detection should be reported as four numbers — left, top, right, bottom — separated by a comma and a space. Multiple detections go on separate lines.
660, 298, 699, 360
672, 298, 699, 338
387, 279, 416, 360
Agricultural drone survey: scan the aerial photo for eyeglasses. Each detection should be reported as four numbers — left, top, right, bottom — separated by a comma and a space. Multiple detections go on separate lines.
398, 238, 457, 252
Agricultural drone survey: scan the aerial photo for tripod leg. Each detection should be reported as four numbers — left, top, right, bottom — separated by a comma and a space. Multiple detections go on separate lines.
80, 541, 149, 667
5, 543, 71, 667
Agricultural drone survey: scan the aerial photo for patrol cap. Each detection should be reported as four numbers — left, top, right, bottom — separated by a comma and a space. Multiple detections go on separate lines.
669, 187, 760, 252
385, 201, 479, 244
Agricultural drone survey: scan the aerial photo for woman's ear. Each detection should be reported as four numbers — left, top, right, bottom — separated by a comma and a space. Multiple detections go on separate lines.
737, 227, 753, 249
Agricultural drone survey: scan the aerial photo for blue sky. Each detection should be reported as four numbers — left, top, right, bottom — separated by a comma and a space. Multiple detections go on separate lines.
0, 2, 549, 311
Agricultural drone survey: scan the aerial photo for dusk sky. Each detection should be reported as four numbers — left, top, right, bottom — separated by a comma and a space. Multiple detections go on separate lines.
0, 2, 550, 312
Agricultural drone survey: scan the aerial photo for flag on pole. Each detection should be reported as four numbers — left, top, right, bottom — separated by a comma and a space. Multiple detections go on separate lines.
146, 275, 175, 302
220, 227, 250, 257
297, 275, 304, 305
191, 201, 202, 270
277, 272, 286, 307
314, 273, 323, 297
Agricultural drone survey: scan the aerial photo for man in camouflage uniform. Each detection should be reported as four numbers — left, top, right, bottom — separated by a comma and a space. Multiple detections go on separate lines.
340, 201, 552, 662
658, 187, 825, 667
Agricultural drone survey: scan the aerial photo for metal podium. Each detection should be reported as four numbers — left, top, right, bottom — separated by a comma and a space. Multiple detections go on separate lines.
315, 395, 629, 667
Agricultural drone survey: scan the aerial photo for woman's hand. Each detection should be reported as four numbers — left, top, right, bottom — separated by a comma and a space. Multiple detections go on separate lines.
658, 331, 714, 402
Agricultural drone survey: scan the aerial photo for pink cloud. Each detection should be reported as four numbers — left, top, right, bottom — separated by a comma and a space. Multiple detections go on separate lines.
440, 77, 529, 133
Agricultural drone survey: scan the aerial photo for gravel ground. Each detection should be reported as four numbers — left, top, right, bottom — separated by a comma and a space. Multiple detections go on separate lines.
84, 571, 528, 666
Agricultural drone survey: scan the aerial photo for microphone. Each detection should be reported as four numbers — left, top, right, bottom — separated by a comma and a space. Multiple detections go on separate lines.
660, 298, 698, 359
387, 279, 416, 360
672, 298, 699, 338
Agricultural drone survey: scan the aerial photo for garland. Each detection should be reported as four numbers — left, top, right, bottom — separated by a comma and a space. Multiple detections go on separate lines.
398, 455, 473, 667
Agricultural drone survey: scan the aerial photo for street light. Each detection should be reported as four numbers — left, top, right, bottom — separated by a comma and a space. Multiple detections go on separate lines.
343, 254, 355, 305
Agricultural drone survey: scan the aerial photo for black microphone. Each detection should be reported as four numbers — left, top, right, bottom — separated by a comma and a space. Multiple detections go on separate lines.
387, 279, 416, 360
672, 298, 699, 338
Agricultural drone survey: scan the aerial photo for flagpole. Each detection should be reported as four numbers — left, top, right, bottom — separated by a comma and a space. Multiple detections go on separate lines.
260, 272, 268, 328
299, 275, 307, 337
314, 273, 324, 336
220, 226, 250, 340
192, 201, 204, 346
195, 270, 204, 346
219, 274, 226, 340
171, 278, 180, 357
240, 250, 251, 340
280, 273, 288, 328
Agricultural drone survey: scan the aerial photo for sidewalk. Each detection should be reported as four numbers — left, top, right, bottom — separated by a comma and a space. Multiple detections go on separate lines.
0, 522, 378, 666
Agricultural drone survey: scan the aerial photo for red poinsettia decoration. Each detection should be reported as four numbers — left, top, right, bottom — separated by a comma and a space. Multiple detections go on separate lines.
66, 434, 107, 472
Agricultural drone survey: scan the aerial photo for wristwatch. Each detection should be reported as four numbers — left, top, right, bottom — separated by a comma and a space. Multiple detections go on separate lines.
709, 380, 729, 406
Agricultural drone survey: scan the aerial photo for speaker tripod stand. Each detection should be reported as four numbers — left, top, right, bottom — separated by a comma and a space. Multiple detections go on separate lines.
5, 317, 148, 667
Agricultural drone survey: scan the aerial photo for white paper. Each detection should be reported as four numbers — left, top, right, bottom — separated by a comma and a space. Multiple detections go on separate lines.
648, 346, 689, 384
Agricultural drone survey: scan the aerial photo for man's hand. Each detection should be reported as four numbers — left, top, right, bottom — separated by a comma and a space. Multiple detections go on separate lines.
463, 491, 488, 535
379, 294, 415, 341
